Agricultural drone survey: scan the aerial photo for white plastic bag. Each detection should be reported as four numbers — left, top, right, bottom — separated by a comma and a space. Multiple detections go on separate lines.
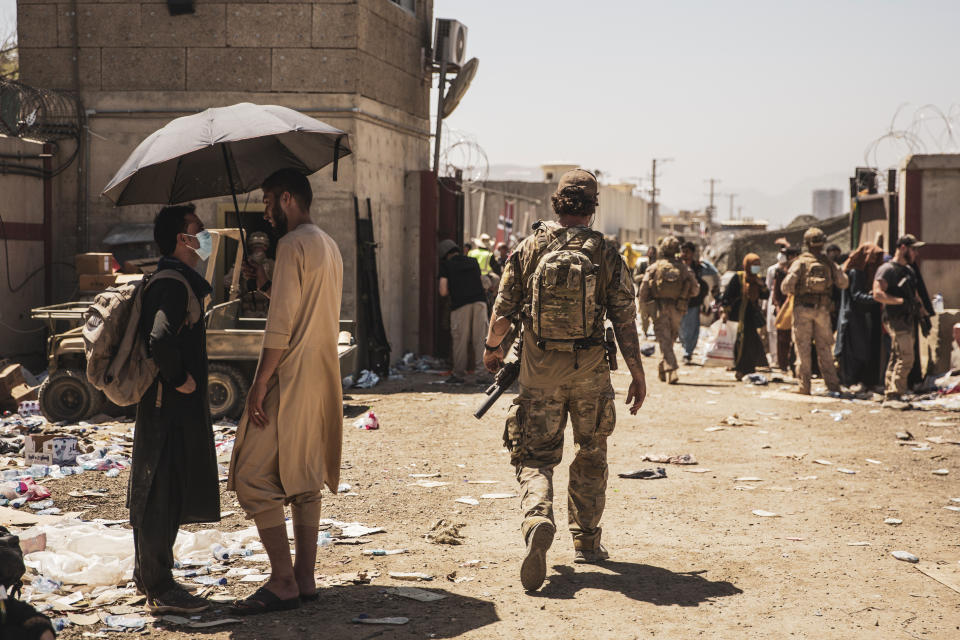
702, 320, 737, 367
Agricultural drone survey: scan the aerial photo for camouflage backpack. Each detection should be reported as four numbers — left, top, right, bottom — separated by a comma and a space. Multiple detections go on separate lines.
795, 253, 833, 296
653, 259, 685, 299
83, 270, 202, 406
529, 226, 604, 347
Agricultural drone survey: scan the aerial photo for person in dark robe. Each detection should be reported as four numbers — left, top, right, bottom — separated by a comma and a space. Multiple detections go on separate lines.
721, 253, 770, 379
835, 242, 884, 390
129, 205, 220, 614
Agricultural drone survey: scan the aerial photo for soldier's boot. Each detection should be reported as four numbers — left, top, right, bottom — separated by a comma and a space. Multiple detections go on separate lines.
520, 519, 555, 591
574, 544, 610, 564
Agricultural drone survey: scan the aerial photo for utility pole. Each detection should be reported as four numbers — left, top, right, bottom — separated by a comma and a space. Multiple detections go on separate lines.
649, 157, 673, 241
704, 178, 720, 222
727, 193, 737, 220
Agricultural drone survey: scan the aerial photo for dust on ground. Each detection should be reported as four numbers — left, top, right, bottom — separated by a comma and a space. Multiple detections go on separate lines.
25, 357, 960, 639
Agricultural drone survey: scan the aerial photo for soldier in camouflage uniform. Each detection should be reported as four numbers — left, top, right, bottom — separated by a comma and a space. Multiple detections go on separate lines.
638, 236, 699, 384
781, 227, 849, 394
483, 169, 647, 592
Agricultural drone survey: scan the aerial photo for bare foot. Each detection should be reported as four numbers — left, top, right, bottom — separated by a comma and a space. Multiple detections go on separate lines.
262, 576, 298, 601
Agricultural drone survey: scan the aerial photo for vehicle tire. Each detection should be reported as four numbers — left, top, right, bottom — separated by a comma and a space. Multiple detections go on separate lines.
208, 363, 249, 420
38, 369, 100, 423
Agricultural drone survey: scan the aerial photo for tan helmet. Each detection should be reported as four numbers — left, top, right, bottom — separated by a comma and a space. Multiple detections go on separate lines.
659, 235, 680, 256
803, 227, 827, 247
248, 231, 270, 249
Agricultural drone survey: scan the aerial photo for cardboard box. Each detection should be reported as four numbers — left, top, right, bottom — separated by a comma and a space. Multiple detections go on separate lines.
0, 363, 25, 397
75, 253, 115, 275
24, 434, 79, 466
9, 383, 38, 404
122, 257, 159, 275
78, 273, 119, 291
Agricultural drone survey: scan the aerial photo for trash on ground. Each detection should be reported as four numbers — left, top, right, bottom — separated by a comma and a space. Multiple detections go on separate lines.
162, 616, 241, 628
865, 459, 882, 464
446, 571, 473, 584
932, 468, 949, 475
896, 431, 914, 440
618, 468, 667, 480
352, 615, 410, 625
837, 468, 857, 474
915, 562, 960, 595
847, 541, 871, 546
775, 453, 807, 460
640, 453, 696, 465
385, 587, 447, 602
943, 506, 960, 512
409, 473, 441, 478
744, 373, 768, 386
813, 459, 833, 465
410, 480, 449, 488
362, 548, 408, 556
353, 411, 380, 430
353, 370, 380, 389
684, 468, 711, 473
455, 497, 479, 506
735, 477, 763, 482
425, 519, 465, 545
466, 480, 498, 484
103, 615, 148, 630
704, 426, 726, 432
388, 572, 433, 581
640, 344, 656, 357
480, 493, 516, 499
884, 518, 903, 525
891, 550, 919, 563
752, 510, 780, 517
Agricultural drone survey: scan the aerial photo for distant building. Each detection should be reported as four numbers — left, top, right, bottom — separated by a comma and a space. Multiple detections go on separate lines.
812, 189, 844, 219
659, 209, 713, 241
463, 163, 652, 246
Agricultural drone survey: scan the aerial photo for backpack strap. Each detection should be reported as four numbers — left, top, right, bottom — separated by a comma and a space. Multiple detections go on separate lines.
145, 270, 204, 327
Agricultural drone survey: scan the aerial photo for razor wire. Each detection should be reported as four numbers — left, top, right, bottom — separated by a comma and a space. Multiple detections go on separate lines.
864, 102, 960, 190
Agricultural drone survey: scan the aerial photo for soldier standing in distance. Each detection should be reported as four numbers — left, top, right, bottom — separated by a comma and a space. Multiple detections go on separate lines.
871, 234, 926, 400
638, 236, 699, 384
482, 169, 646, 592
781, 227, 849, 394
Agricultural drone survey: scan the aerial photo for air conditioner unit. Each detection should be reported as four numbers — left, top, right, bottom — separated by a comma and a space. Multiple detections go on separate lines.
434, 18, 468, 67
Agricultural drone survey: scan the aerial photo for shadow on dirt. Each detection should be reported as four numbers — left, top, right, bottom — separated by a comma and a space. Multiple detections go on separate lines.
531, 562, 742, 606
155, 586, 499, 638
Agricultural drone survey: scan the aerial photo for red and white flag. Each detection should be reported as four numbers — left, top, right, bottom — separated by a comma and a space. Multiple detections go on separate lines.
496, 199, 515, 245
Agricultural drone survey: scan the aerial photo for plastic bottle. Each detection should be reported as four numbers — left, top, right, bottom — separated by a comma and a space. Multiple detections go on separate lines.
0, 481, 23, 500
105, 468, 120, 478
318, 531, 333, 547
192, 576, 227, 586
933, 293, 944, 314
32, 576, 61, 593
51, 618, 71, 632
10, 497, 27, 509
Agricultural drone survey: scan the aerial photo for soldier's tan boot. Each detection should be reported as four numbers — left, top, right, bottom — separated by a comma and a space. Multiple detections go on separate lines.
574, 543, 610, 564
520, 520, 555, 591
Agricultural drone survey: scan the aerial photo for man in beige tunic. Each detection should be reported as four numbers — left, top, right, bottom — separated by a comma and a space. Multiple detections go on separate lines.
228, 169, 343, 614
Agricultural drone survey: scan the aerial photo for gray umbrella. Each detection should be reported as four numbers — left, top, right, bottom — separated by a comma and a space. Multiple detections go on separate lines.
101, 102, 350, 206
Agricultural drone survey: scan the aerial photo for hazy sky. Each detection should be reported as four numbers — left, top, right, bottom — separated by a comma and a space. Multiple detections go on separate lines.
2, 1, 956, 221
435, 0, 958, 220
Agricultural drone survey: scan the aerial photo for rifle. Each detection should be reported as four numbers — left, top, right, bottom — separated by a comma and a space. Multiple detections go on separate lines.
604, 326, 618, 371
474, 326, 522, 420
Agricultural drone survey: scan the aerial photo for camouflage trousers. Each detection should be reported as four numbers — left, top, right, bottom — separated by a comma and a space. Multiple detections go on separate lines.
883, 315, 914, 397
638, 300, 656, 336
504, 361, 615, 551
654, 300, 685, 381
791, 305, 840, 394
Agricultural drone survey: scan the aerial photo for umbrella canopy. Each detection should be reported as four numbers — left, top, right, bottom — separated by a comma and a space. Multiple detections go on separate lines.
102, 103, 350, 205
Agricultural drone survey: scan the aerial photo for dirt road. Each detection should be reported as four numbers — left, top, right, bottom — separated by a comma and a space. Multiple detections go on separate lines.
44, 356, 960, 639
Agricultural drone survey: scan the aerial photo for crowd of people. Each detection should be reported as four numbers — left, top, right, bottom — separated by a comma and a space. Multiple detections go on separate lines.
636, 227, 939, 401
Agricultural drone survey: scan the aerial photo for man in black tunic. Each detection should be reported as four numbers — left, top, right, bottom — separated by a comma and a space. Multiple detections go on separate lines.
129, 204, 220, 614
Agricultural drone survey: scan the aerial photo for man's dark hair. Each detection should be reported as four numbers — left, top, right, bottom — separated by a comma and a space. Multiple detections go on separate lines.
153, 204, 196, 256
825, 243, 841, 253
681, 241, 697, 252
551, 186, 597, 217
262, 168, 312, 210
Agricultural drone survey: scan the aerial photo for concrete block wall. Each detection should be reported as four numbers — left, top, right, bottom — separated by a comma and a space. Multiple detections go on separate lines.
16, 0, 435, 359
18, 1, 430, 116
